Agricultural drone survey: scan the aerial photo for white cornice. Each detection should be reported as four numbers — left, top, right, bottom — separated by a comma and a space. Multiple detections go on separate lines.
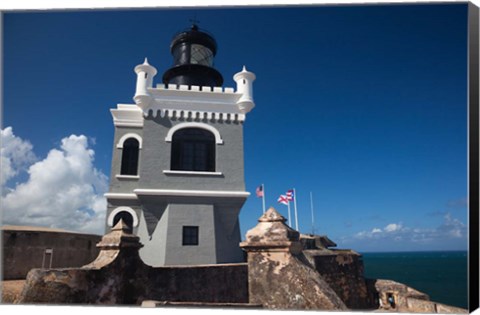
105, 189, 249, 199
163, 170, 223, 176
104, 192, 138, 200
112, 80, 255, 124
110, 104, 144, 128
134, 189, 250, 198
119, 65, 256, 124
110, 101, 247, 124
139, 84, 252, 122
148, 109, 246, 123
150, 84, 237, 103
115, 174, 140, 180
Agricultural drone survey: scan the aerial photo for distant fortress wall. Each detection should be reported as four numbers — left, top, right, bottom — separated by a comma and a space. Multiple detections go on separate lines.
304, 249, 377, 309
2, 226, 101, 280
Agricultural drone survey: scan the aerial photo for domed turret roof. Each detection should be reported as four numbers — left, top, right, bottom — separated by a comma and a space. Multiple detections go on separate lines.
162, 23, 224, 87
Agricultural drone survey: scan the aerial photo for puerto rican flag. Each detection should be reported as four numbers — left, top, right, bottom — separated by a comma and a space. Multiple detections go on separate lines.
277, 195, 289, 205
286, 189, 294, 201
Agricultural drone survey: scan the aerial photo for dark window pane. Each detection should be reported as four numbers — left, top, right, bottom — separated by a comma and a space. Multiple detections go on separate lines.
171, 128, 215, 171
172, 43, 190, 66
190, 44, 213, 67
121, 138, 139, 175
182, 226, 199, 246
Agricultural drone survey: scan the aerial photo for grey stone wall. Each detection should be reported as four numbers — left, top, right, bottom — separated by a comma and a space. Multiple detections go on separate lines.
108, 126, 144, 194
136, 264, 248, 304
107, 115, 246, 194
2, 228, 100, 280
18, 263, 249, 305
164, 203, 216, 265
17, 221, 248, 305
105, 110, 247, 266
136, 200, 170, 265
136, 199, 245, 266
213, 204, 244, 263
138, 115, 245, 191
304, 249, 377, 309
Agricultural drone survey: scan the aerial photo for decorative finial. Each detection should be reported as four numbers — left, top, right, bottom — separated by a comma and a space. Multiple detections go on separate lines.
143, 57, 149, 65
242, 65, 247, 72
189, 14, 200, 30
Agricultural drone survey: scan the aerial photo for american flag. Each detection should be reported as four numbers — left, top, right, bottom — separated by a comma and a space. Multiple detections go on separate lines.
286, 189, 294, 201
256, 185, 264, 198
277, 195, 289, 205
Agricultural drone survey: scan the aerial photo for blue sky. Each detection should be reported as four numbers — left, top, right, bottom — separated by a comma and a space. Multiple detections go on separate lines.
2, 3, 470, 252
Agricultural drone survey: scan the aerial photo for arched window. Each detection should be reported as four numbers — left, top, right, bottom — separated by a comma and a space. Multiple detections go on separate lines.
112, 211, 134, 233
107, 207, 139, 228
171, 128, 215, 172
120, 138, 139, 175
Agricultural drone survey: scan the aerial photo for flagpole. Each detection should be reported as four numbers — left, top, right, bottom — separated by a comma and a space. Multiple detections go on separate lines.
310, 191, 315, 235
293, 188, 299, 231
287, 201, 291, 227
262, 184, 266, 213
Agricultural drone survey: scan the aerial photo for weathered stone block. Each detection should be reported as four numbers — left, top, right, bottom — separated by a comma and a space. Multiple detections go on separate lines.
240, 208, 347, 310
304, 249, 376, 309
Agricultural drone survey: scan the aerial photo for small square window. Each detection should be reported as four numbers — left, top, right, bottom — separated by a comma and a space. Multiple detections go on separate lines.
182, 226, 199, 246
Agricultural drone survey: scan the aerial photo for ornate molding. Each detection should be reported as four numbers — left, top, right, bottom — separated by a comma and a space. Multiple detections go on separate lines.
165, 122, 224, 144
107, 207, 139, 227
134, 188, 250, 198
116, 133, 143, 149
146, 109, 246, 122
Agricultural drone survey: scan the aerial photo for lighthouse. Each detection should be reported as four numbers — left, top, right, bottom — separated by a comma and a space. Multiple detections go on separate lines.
104, 24, 256, 266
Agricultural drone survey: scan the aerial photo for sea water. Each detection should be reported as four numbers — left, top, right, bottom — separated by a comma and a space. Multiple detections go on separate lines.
361, 251, 468, 309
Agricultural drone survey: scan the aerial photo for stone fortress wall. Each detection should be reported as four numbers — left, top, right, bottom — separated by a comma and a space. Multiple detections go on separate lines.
304, 247, 377, 309
12, 221, 249, 306
2, 226, 101, 280
8, 208, 467, 313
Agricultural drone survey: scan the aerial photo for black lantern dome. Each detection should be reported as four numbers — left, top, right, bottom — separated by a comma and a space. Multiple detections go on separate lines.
162, 24, 224, 87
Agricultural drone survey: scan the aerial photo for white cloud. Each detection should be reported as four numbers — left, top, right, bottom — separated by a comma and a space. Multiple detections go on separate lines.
1, 127, 36, 186
438, 213, 465, 238
2, 129, 108, 235
384, 223, 402, 233
349, 214, 466, 245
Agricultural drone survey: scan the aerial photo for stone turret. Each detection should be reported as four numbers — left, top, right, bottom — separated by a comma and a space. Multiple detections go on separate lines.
240, 207, 347, 310
83, 219, 143, 269
240, 207, 302, 254
133, 58, 157, 108
233, 66, 256, 113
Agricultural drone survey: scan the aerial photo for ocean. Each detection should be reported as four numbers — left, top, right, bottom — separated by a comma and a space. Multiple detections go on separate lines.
361, 251, 468, 309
